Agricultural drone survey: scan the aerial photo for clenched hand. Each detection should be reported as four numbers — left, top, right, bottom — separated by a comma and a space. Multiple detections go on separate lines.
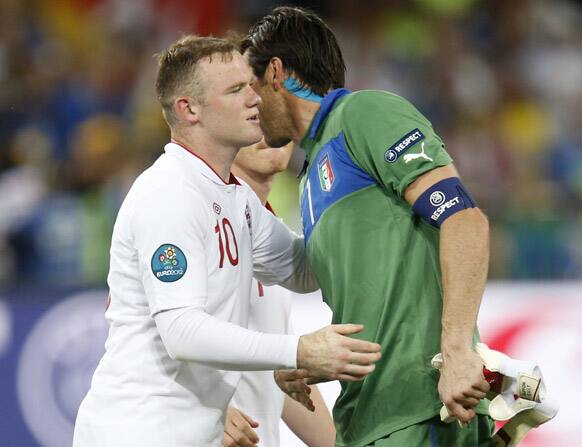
438, 349, 490, 424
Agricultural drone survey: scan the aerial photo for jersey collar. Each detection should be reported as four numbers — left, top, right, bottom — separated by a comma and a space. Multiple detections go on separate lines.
298, 88, 351, 174
307, 88, 352, 140
165, 141, 240, 186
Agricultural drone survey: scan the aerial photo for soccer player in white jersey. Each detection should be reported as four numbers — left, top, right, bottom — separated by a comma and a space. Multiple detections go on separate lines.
73, 35, 380, 447
222, 141, 335, 447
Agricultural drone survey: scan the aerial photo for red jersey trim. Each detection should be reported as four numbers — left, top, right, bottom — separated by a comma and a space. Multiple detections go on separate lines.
171, 139, 240, 185
265, 201, 276, 215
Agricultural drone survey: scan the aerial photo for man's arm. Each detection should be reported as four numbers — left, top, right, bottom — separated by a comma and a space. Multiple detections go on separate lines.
251, 197, 319, 294
222, 387, 335, 447
155, 307, 380, 378
282, 386, 335, 447
405, 163, 490, 423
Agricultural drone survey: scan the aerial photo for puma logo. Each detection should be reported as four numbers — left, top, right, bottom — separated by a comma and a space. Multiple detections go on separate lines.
403, 142, 433, 164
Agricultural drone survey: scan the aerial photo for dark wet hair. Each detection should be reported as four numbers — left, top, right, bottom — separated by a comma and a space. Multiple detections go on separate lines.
241, 6, 345, 96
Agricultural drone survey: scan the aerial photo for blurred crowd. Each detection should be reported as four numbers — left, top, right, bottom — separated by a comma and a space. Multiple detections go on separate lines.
0, 0, 581, 288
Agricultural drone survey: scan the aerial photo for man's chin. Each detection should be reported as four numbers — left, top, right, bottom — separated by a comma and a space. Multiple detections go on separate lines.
264, 135, 291, 149
239, 133, 264, 148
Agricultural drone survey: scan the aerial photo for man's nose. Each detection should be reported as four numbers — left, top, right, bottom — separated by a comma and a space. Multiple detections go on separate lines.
246, 87, 261, 107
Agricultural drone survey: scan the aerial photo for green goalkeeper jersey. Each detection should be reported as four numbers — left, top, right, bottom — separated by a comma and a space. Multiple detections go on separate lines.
299, 89, 483, 447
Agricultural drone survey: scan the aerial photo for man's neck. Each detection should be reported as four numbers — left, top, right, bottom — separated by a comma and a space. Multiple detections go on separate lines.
287, 94, 321, 145
230, 165, 273, 205
171, 129, 237, 183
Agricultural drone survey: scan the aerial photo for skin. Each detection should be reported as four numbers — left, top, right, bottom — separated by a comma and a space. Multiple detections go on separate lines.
281, 386, 336, 447
246, 53, 490, 423
231, 139, 295, 205
170, 51, 263, 182
222, 407, 260, 447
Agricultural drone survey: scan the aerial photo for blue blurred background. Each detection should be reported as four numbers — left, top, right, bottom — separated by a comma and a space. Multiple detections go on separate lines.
0, 0, 580, 445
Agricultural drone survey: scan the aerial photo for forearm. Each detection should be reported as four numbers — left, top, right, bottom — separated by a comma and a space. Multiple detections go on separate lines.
439, 208, 489, 357
154, 306, 299, 370
282, 386, 335, 447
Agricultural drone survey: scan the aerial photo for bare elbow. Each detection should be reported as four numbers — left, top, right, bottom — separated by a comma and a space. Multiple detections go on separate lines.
441, 207, 489, 240
473, 208, 490, 239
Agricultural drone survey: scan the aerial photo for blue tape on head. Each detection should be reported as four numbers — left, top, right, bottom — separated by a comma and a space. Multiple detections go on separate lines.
284, 77, 323, 103
412, 177, 476, 228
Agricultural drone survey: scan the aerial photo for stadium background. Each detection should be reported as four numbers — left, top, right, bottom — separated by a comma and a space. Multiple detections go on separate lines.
0, 0, 580, 445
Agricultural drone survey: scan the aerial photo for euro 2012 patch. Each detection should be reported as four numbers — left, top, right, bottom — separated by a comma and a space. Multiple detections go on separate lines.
151, 244, 187, 282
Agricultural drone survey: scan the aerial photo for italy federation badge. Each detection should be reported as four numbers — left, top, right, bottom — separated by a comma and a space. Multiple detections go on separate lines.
318, 154, 335, 192
151, 244, 187, 282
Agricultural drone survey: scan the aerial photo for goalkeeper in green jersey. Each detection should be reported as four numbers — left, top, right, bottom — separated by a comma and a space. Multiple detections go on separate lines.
242, 7, 493, 447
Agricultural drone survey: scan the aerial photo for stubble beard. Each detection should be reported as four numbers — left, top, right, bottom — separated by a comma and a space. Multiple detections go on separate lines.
261, 122, 291, 148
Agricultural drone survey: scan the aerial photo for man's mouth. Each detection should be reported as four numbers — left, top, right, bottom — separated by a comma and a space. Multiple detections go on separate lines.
247, 113, 260, 122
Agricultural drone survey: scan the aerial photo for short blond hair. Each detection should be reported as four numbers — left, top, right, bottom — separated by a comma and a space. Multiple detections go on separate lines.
155, 35, 237, 126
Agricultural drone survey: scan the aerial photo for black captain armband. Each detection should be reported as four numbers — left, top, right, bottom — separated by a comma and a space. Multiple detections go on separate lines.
411, 177, 476, 228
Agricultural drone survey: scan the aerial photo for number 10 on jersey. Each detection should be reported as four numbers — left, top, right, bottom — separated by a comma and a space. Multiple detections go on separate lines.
215, 218, 239, 267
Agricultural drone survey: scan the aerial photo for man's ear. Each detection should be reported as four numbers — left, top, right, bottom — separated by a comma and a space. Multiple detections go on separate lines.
174, 97, 199, 125
267, 57, 286, 91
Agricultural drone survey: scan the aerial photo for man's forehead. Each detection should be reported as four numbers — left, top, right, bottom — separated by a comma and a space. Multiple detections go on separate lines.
198, 52, 250, 79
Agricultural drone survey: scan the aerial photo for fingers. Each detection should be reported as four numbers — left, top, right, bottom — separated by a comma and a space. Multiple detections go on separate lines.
297, 325, 382, 380
466, 388, 487, 400
342, 362, 376, 377
279, 378, 310, 394
274, 369, 315, 411
225, 408, 259, 446
222, 427, 258, 447
289, 391, 315, 412
221, 432, 236, 447
441, 385, 484, 422
230, 423, 259, 446
444, 400, 476, 424
337, 373, 368, 381
457, 396, 481, 408
342, 336, 382, 354
346, 351, 382, 365
330, 323, 364, 335
274, 370, 311, 395
473, 378, 491, 394
336, 363, 376, 381
238, 410, 259, 429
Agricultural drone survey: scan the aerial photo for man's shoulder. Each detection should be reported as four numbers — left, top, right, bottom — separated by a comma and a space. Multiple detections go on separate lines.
329, 90, 432, 145
339, 89, 414, 116
125, 155, 207, 215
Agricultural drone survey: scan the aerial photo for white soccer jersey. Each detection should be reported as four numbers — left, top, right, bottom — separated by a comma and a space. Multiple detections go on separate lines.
73, 143, 314, 447
231, 281, 293, 447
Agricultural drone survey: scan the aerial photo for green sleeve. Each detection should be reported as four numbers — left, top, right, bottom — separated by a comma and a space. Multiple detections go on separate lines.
341, 90, 453, 197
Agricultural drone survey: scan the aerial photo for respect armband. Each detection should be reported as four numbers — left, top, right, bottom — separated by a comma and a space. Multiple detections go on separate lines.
411, 177, 476, 228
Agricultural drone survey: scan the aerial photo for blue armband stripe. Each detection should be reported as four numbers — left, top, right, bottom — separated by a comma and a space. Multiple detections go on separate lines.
412, 177, 476, 228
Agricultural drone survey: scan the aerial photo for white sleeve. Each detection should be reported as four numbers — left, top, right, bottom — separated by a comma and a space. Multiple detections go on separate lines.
250, 196, 319, 293
154, 306, 300, 370
131, 182, 209, 315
